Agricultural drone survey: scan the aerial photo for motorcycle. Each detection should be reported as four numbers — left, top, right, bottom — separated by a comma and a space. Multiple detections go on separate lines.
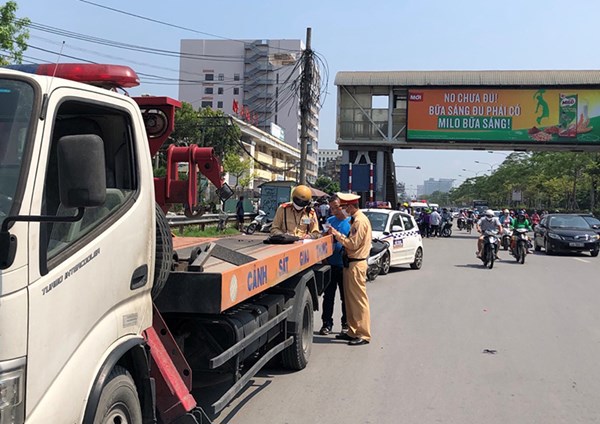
245, 210, 272, 234
457, 217, 465, 231
511, 228, 529, 264
441, 219, 453, 237
501, 224, 512, 250
367, 239, 390, 282
465, 218, 473, 234
480, 229, 499, 269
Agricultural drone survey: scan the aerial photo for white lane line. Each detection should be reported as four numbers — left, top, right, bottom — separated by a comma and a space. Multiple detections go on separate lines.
573, 258, 590, 263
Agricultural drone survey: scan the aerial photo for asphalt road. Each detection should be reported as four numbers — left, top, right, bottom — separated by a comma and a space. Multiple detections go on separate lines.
212, 231, 600, 424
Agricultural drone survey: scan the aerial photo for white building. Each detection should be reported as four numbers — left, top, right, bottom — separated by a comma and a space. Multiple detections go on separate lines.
178, 39, 319, 183
418, 178, 455, 196
318, 149, 343, 169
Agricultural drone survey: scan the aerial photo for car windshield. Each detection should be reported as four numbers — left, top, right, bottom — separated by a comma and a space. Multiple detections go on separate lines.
582, 216, 600, 227
0, 79, 34, 220
548, 215, 591, 229
363, 211, 388, 232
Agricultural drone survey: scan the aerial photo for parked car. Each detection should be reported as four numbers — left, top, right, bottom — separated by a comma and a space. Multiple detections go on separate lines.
533, 214, 600, 256
579, 214, 600, 236
362, 209, 424, 272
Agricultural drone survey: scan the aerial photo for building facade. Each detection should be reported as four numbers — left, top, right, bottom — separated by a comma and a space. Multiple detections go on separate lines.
231, 115, 300, 190
417, 178, 455, 196
317, 148, 343, 169
179, 39, 319, 183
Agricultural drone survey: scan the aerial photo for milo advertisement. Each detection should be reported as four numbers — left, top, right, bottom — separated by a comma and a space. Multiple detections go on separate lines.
407, 89, 600, 144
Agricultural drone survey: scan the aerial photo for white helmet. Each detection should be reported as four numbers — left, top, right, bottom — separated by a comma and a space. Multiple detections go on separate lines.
485, 209, 494, 219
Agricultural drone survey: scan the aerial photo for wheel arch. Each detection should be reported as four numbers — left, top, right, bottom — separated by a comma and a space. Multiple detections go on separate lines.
82, 337, 154, 424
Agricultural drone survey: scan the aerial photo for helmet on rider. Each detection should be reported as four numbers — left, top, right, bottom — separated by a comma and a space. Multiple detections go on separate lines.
517, 210, 526, 220
291, 185, 312, 209
484, 209, 494, 219
503, 209, 509, 214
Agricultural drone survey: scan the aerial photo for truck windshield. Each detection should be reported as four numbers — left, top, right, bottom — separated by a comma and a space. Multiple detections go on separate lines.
0, 79, 34, 220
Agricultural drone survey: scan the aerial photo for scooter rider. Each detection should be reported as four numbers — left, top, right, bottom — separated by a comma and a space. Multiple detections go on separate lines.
476, 209, 503, 258
510, 212, 533, 253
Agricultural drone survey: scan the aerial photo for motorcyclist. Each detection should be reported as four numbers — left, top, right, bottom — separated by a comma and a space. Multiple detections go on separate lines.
510, 212, 533, 253
499, 208, 513, 227
475, 209, 503, 258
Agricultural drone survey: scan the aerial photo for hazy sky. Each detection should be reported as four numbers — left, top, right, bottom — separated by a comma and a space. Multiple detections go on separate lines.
18, 0, 600, 195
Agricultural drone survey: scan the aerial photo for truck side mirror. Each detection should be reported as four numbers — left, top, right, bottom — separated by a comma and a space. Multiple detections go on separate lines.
57, 134, 107, 207
0, 134, 107, 270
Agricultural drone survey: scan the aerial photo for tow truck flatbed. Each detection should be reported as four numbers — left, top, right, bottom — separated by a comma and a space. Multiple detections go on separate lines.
155, 234, 333, 314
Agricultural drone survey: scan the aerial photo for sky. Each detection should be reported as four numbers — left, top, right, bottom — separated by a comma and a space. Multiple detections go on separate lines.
16, 0, 600, 196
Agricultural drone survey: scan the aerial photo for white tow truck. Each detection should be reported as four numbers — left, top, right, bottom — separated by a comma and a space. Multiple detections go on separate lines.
0, 64, 331, 423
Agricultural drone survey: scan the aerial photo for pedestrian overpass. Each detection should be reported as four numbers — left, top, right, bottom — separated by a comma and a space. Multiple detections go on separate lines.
335, 70, 600, 203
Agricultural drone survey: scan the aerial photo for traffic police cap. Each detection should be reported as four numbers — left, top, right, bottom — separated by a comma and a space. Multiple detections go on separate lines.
336, 192, 360, 205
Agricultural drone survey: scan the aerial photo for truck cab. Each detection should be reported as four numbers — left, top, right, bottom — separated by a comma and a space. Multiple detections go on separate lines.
0, 65, 156, 423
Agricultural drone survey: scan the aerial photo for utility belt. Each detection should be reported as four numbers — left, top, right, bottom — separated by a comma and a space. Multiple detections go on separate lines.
342, 249, 366, 268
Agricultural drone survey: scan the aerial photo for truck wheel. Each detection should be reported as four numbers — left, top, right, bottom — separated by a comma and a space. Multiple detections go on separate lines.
93, 366, 142, 424
282, 287, 313, 370
153, 203, 173, 299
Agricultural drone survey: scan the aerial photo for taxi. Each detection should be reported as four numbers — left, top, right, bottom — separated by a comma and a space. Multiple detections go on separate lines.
362, 208, 424, 273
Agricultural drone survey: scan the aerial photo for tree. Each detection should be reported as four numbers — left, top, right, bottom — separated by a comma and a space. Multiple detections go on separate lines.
0, 1, 30, 66
223, 152, 254, 190
314, 176, 340, 195
170, 103, 241, 158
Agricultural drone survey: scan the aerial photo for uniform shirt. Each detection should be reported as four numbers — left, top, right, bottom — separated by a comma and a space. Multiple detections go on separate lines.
270, 202, 320, 239
326, 215, 351, 267
477, 216, 502, 232
338, 210, 372, 259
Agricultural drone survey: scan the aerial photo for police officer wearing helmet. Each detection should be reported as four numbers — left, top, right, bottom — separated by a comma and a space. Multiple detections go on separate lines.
270, 185, 320, 239
327, 192, 372, 346
475, 209, 503, 258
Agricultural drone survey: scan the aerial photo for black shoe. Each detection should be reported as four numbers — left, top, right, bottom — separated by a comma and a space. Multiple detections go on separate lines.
335, 333, 354, 341
348, 338, 369, 346
319, 326, 331, 336
341, 324, 349, 334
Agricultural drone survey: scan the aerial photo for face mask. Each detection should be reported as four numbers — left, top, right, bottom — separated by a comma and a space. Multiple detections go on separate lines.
342, 209, 350, 218
293, 203, 305, 211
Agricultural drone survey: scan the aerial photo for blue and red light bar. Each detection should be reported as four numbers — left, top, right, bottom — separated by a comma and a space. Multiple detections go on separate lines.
7, 63, 140, 88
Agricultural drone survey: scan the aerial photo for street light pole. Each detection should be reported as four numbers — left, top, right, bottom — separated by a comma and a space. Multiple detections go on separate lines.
474, 160, 497, 173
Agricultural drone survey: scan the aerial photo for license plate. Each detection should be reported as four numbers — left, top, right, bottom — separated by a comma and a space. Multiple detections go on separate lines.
569, 242, 584, 247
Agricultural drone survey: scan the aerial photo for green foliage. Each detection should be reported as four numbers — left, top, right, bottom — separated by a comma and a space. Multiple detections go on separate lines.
314, 176, 340, 195
177, 225, 240, 237
223, 152, 254, 189
450, 152, 600, 212
0, 1, 30, 66
170, 103, 241, 158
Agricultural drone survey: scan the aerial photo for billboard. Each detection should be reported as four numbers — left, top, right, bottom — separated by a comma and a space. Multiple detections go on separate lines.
407, 88, 600, 145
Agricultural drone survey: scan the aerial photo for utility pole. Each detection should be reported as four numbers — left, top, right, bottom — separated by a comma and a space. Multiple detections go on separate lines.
298, 27, 312, 185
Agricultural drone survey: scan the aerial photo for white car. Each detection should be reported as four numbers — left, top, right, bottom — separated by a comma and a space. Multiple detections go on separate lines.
362, 209, 424, 273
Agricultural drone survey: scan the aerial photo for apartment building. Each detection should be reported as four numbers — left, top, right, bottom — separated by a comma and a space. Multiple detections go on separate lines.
179, 39, 318, 183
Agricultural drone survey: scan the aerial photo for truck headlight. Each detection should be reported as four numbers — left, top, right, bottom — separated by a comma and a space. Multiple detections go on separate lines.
0, 367, 24, 424
548, 233, 563, 240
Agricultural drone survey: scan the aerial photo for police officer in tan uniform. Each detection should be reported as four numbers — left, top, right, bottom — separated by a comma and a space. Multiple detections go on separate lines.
328, 192, 372, 346
270, 185, 320, 239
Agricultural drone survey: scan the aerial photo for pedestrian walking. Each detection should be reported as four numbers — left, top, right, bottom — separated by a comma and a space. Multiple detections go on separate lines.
236, 196, 245, 231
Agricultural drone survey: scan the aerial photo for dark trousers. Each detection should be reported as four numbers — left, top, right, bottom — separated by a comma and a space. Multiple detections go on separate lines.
321, 266, 346, 329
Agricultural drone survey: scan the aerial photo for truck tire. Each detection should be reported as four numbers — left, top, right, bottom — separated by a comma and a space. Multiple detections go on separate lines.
282, 287, 313, 370
153, 203, 173, 299
92, 366, 142, 424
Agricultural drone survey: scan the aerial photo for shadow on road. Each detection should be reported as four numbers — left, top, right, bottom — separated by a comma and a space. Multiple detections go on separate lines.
454, 263, 487, 269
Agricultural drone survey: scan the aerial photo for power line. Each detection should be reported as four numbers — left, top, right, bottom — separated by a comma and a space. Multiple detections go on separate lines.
78, 0, 303, 53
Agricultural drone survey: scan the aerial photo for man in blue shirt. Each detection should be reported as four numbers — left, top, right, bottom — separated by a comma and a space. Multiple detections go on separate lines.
319, 195, 351, 335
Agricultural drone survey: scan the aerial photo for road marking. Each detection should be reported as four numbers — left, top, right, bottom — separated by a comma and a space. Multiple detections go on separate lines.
573, 258, 590, 263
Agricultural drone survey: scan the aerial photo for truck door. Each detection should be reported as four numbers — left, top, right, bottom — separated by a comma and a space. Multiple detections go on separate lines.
24, 89, 154, 422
